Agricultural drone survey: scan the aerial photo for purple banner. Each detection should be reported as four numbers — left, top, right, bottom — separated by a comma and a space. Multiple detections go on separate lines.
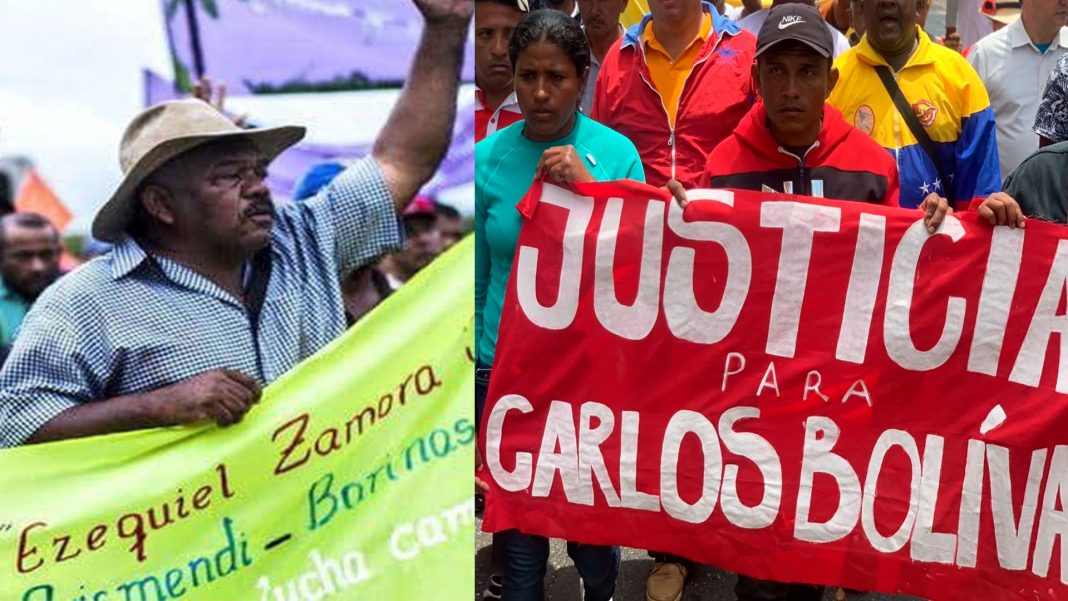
142, 69, 474, 205
144, 68, 181, 105
162, 0, 474, 95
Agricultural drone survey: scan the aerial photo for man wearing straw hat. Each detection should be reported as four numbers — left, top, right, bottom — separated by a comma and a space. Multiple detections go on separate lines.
0, 0, 473, 448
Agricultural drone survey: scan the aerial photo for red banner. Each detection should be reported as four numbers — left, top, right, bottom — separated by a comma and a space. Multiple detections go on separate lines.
479, 179, 1068, 600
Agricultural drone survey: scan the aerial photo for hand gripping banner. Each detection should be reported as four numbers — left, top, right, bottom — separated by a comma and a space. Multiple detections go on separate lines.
479, 179, 1068, 600
0, 238, 474, 601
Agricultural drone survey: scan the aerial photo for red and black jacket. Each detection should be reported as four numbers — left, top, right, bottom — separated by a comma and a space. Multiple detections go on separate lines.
700, 101, 900, 206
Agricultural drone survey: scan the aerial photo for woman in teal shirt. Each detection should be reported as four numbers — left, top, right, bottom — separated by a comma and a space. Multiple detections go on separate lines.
474, 9, 644, 601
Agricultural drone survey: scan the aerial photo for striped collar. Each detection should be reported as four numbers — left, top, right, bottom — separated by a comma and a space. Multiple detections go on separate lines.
110, 236, 152, 280
109, 236, 249, 306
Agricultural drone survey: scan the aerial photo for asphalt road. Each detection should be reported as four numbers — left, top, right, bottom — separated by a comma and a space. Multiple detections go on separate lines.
476, 518, 920, 601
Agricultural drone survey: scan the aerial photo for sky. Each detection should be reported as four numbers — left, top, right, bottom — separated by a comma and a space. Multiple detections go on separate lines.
0, 1, 173, 233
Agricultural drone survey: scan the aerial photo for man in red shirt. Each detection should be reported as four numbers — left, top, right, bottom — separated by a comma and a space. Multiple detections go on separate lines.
677, 6, 1016, 599
590, 0, 755, 188
475, 0, 525, 141
700, 4, 902, 209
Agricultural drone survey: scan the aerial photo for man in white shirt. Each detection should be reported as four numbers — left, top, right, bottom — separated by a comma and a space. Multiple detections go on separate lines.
737, 0, 852, 57
968, 0, 1068, 178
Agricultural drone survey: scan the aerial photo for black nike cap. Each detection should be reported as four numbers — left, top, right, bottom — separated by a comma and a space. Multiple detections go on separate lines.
756, 3, 834, 59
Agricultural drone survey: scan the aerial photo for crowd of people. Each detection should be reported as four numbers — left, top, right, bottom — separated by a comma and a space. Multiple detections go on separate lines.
475, 0, 1065, 599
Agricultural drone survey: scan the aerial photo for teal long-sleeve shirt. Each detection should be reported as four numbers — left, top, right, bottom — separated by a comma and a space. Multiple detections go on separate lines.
475, 113, 645, 367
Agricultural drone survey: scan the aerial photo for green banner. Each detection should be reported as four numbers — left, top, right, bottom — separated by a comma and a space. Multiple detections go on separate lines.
0, 238, 475, 601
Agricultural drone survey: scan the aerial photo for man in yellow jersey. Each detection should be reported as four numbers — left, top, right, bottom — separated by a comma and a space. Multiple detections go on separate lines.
828, 0, 1001, 210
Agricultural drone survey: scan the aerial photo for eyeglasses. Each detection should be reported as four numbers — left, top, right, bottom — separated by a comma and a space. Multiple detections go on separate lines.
209, 162, 269, 189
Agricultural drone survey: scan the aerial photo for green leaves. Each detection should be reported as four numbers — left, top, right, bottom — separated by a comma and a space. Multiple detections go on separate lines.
173, 55, 193, 92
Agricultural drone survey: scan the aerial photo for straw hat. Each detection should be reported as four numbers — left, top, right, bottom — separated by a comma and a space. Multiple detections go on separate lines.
92, 99, 305, 242
980, 0, 1021, 25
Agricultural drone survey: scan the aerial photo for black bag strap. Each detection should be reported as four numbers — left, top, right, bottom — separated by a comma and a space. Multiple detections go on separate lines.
245, 247, 273, 324
873, 65, 955, 203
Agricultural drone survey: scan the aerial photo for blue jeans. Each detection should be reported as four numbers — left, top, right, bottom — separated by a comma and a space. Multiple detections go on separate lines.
475, 360, 491, 427
498, 529, 620, 601
479, 364, 619, 600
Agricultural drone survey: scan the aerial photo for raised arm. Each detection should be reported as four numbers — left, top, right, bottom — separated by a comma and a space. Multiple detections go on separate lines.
373, 0, 474, 211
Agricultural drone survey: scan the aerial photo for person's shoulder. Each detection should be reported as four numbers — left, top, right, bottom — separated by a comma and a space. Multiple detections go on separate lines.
928, 39, 981, 75
602, 26, 637, 70
927, 42, 992, 107
706, 132, 746, 173
912, 40, 985, 97
1015, 142, 1068, 171
47, 256, 114, 293
731, 27, 758, 52
705, 105, 756, 174
1004, 142, 1068, 201
969, 24, 1010, 55
721, 20, 757, 53
576, 115, 641, 157
832, 45, 864, 74
828, 48, 868, 105
578, 113, 629, 140
25, 257, 115, 321
476, 124, 523, 172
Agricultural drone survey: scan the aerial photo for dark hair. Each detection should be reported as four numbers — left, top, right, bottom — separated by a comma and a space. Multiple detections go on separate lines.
435, 203, 461, 220
0, 212, 58, 254
475, 0, 523, 8
2, 212, 53, 231
509, 9, 590, 77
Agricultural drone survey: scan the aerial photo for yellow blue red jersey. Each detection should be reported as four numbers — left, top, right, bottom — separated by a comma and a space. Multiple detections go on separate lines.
829, 27, 1000, 209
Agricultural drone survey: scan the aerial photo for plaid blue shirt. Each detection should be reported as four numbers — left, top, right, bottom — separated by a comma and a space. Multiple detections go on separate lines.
0, 157, 402, 447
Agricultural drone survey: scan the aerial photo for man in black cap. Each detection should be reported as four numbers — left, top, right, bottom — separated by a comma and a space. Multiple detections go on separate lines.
693, 4, 909, 210
672, 4, 926, 600
667, 5, 1014, 599
706, 9, 898, 597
